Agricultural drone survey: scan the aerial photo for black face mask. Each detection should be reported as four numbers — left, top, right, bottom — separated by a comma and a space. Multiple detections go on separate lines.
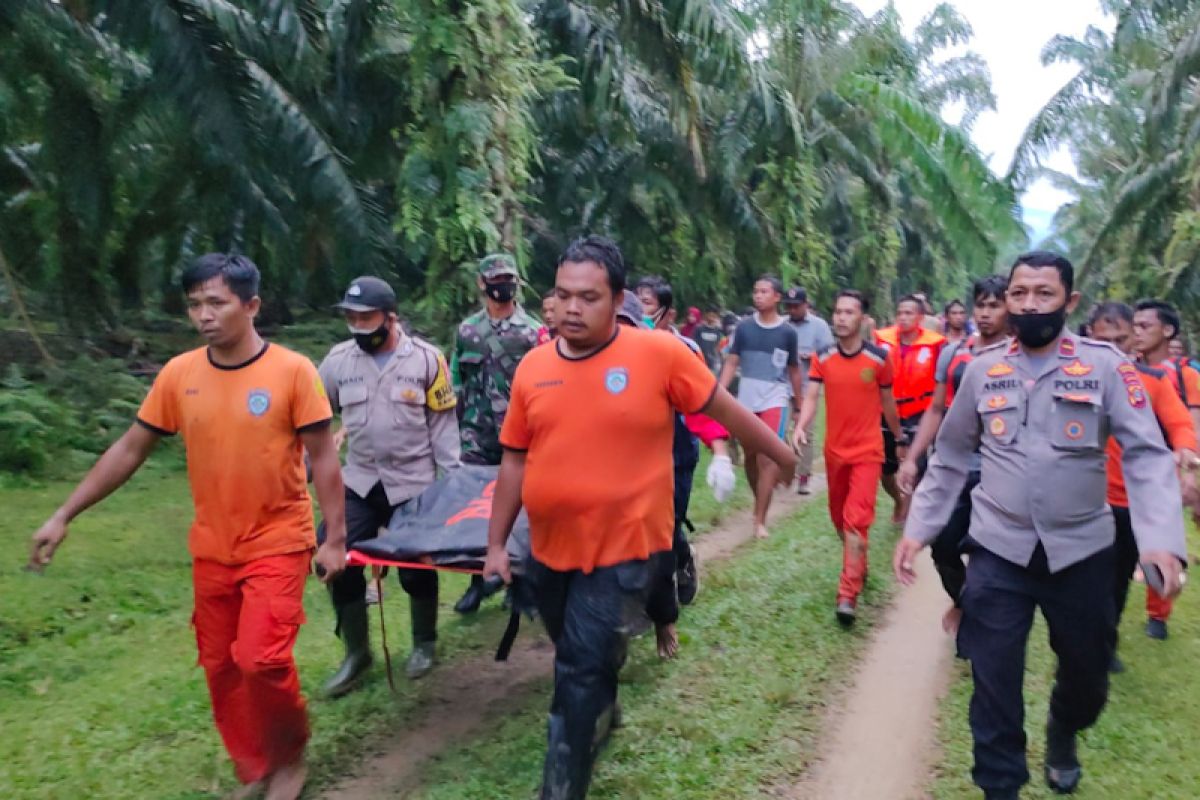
1012, 303, 1067, 348
485, 281, 518, 303
350, 321, 390, 353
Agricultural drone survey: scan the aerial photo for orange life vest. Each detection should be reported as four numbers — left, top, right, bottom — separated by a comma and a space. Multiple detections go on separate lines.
875, 325, 946, 419
942, 336, 978, 409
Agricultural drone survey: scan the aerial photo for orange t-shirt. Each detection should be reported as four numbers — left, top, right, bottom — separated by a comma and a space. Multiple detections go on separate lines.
809, 342, 894, 465
500, 327, 718, 573
137, 343, 333, 564
1106, 364, 1197, 507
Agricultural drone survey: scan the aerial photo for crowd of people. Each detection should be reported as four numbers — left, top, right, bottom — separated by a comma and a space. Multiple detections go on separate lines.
25, 241, 1194, 800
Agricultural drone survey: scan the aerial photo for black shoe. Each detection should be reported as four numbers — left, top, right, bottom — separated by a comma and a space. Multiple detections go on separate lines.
454, 580, 487, 614
677, 545, 700, 606
1145, 618, 1168, 640
1108, 654, 1125, 674
323, 600, 373, 698
836, 599, 856, 627
1044, 715, 1081, 794
983, 789, 1019, 800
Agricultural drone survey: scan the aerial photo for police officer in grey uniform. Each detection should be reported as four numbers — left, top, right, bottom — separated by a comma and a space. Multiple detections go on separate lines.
316, 277, 461, 696
894, 252, 1187, 800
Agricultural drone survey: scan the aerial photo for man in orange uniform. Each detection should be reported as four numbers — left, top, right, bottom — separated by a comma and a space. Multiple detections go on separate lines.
483, 236, 796, 799
796, 289, 905, 625
1089, 302, 1197, 669
29, 254, 347, 800
875, 294, 946, 522
1126, 300, 1200, 641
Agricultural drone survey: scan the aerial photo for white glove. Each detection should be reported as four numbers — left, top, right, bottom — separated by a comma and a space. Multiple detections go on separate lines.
707, 454, 736, 503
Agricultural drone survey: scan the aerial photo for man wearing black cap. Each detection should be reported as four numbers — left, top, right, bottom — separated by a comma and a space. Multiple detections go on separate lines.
315, 276, 462, 695
783, 286, 833, 494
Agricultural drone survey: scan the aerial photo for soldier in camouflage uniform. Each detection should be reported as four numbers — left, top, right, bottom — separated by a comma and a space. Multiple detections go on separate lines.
451, 253, 542, 613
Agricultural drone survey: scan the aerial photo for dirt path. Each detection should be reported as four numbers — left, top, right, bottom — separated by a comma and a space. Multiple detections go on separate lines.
321, 482, 818, 799
790, 551, 955, 800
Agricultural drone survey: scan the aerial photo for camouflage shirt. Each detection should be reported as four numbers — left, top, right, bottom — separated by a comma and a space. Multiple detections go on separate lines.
450, 306, 541, 465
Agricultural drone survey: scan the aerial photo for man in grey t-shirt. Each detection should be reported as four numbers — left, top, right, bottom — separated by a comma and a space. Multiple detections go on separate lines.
719, 276, 804, 538
784, 286, 833, 493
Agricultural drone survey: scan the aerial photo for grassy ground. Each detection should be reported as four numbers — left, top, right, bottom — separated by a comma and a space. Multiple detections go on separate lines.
1, 446, 797, 799
931, 524, 1200, 799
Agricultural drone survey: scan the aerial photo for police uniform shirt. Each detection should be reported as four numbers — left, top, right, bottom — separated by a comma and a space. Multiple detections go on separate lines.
905, 331, 1187, 572
318, 334, 461, 505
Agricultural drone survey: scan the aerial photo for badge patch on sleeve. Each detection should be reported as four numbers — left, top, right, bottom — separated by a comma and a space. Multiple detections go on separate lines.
1117, 363, 1147, 408
426, 354, 458, 411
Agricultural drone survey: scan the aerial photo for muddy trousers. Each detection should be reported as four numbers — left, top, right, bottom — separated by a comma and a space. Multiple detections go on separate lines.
826, 460, 882, 602
192, 552, 312, 784
929, 471, 980, 605
529, 553, 667, 800
645, 460, 698, 626
318, 482, 439, 644
958, 545, 1114, 793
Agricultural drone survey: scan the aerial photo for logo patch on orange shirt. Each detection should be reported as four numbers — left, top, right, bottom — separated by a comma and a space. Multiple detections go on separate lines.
987, 363, 1014, 377
1061, 359, 1093, 377
860, 367, 876, 383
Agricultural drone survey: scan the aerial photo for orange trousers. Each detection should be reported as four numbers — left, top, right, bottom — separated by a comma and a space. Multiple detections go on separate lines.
192, 552, 311, 784
826, 460, 882, 602
1147, 586, 1173, 622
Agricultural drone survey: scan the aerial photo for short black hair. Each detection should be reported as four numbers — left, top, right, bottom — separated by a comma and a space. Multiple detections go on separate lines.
1134, 299, 1181, 337
897, 293, 923, 311
756, 275, 783, 295
834, 288, 869, 314
943, 299, 966, 315
972, 275, 1008, 304
542, 287, 556, 300
558, 235, 626, 295
181, 253, 261, 303
635, 276, 674, 312
1089, 301, 1134, 328
1010, 250, 1074, 295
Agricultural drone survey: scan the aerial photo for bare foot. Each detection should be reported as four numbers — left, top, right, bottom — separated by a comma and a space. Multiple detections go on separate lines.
224, 782, 265, 800
755, 523, 770, 540
656, 623, 679, 659
942, 605, 963, 635
264, 755, 307, 800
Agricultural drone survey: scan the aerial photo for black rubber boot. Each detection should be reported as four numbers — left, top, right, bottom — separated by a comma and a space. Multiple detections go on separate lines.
406, 596, 438, 679
322, 599, 373, 698
1044, 714, 1082, 794
454, 575, 501, 614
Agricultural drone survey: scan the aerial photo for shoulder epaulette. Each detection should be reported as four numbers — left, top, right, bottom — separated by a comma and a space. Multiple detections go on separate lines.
327, 339, 359, 357
862, 341, 888, 364
976, 339, 1009, 355
1078, 337, 1124, 357
1133, 362, 1166, 379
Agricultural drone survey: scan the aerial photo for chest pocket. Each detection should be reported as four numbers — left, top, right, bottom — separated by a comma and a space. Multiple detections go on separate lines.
978, 394, 1021, 446
457, 351, 484, 381
1049, 393, 1104, 451
390, 378, 428, 428
338, 384, 369, 429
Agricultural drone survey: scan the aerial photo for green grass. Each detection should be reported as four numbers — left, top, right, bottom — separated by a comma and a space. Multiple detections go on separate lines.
406, 491, 898, 800
0, 447, 766, 799
931, 525, 1200, 799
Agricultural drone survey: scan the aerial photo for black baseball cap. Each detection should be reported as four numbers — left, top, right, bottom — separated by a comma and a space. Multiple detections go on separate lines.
334, 276, 396, 312
783, 286, 808, 305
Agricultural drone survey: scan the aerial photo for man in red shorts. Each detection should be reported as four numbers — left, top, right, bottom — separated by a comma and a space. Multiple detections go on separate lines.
29, 254, 347, 800
796, 289, 905, 625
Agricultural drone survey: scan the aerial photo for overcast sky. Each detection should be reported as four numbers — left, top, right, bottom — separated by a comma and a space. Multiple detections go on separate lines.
851, 0, 1110, 241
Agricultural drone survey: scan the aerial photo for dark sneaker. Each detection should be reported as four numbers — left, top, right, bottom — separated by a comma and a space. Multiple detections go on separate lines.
677, 545, 700, 606
1044, 715, 1081, 794
1145, 618, 1168, 640
405, 642, 436, 680
836, 599, 856, 627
